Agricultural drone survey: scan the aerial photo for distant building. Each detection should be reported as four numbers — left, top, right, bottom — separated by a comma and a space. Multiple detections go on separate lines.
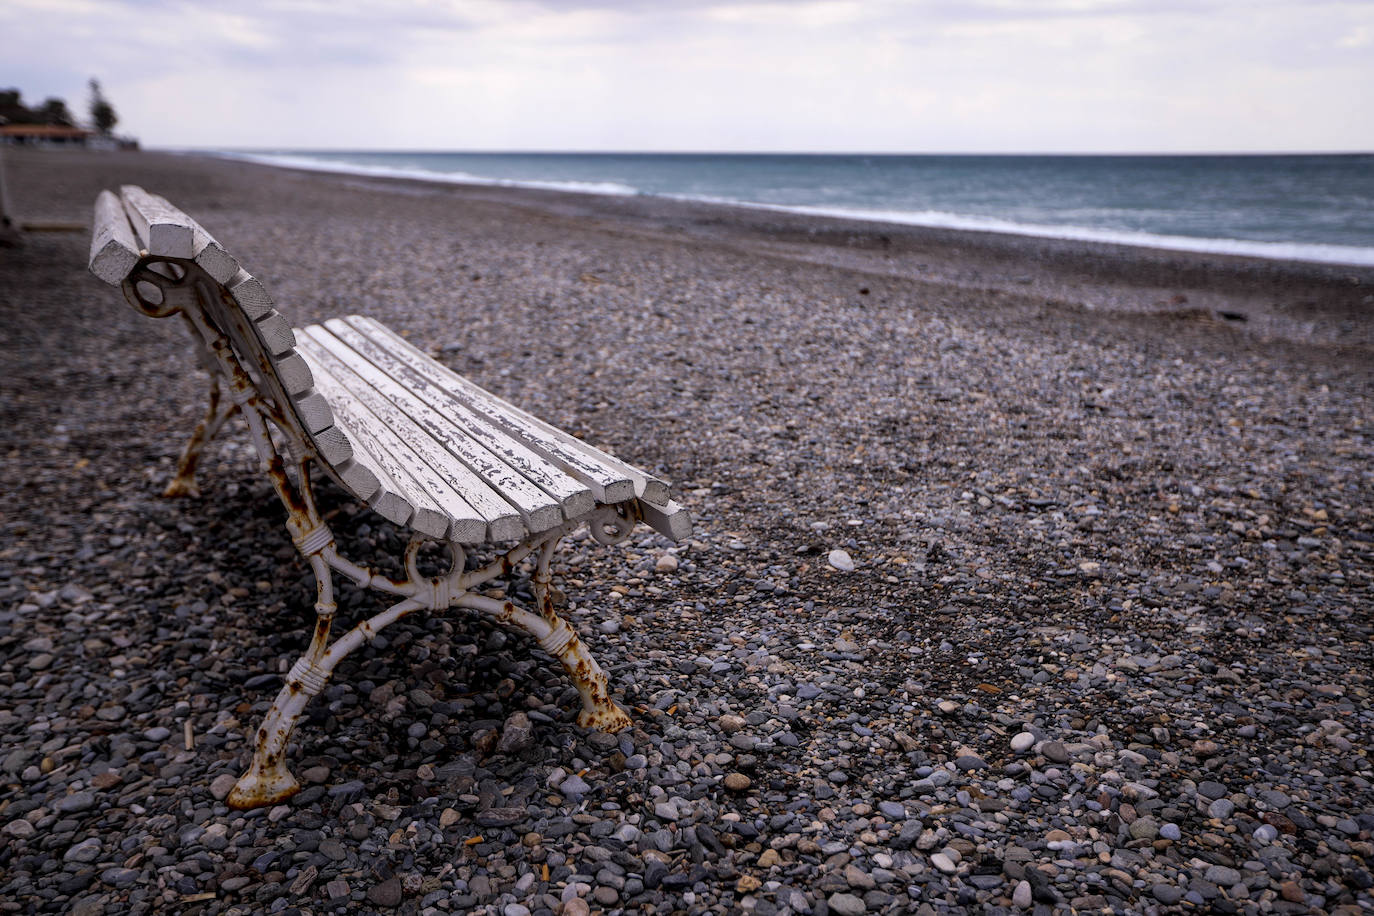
0, 124, 96, 146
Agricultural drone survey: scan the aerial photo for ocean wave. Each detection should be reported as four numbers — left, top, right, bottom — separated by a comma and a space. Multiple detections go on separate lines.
730, 201, 1374, 268
212, 151, 639, 197
213, 151, 1374, 268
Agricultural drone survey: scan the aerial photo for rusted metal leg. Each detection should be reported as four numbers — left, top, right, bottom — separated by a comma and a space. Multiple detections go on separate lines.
532, 536, 632, 731
457, 535, 632, 733
229, 588, 433, 808
164, 374, 239, 498
227, 551, 337, 809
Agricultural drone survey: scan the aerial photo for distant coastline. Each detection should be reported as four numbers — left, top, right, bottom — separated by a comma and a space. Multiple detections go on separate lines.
205, 149, 1374, 268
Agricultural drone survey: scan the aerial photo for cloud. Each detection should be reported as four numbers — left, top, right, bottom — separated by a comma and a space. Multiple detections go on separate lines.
4, 0, 1371, 150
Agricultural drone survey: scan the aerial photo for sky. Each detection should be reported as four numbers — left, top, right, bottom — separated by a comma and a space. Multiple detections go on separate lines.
4, 0, 1372, 153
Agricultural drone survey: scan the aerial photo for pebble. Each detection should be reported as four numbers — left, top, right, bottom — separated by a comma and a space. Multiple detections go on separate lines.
63, 837, 102, 863
1012, 879, 1032, 908
55, 791, 96, 814
828, 549, 855, 572
930, 852, 958, 874
1040, 741, 1069, 763
1010, 731, 1035, 753
827, 892, 866, 915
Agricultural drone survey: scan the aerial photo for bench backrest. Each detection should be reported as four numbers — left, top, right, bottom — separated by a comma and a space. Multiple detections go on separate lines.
89, 186, 357, 470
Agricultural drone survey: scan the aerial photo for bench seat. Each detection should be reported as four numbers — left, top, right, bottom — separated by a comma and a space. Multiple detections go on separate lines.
295, 315, 689, 545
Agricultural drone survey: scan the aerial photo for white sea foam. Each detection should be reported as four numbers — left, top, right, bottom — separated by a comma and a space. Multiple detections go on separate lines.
216, 151, 639, 197
733, 201, 1374, 268
215, 151, 1374, 268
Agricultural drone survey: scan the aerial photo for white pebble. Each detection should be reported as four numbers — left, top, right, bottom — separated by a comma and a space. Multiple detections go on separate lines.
930, 852, 958, 874
1010, 731, 1035, 753
828, 549, 855, 572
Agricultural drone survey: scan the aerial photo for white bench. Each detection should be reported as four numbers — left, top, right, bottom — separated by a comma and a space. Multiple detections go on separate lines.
88, 185, 691, 809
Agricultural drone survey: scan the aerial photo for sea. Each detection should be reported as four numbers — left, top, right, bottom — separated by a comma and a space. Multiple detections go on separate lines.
217, 151, 1374, 267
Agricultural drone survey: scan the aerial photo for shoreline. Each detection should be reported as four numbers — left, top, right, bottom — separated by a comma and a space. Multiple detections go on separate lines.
209, 148, 1374, 269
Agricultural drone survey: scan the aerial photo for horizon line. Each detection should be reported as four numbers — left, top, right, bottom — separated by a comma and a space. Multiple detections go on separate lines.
166, 146, 1374, 158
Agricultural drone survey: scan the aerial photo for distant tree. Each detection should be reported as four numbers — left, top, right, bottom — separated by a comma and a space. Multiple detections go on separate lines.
39, 97, 75, 127
0, 89, 40, 124
89, 79, 117, 135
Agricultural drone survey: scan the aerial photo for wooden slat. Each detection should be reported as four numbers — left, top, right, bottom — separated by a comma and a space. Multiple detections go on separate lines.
226, 270, 273, 320
311, 425, 356, 467
274, 352, 314, 397
303, 350, 462, 537
636, 498, 693, 542
329, 318, 637, 504
319, 321, 603, 517
302, 346, 506, 542
119, 185, 192, 258
291, 390, 334, 435
346, 315, 672, 507
303, 325, 568, 534
298, 333, 525, 542
189, 222, 240, 284
89, 190, 140, 285
254, 313, 295, 357
317, 320, 596, 522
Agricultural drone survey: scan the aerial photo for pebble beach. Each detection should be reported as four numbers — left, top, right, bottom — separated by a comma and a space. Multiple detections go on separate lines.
1, 148, 1371, 915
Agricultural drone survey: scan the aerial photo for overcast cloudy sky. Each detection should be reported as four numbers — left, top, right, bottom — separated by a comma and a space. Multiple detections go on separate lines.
4, 0, 1371, 152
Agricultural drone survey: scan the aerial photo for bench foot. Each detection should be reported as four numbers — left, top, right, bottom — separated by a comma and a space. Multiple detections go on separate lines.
226, 757, 301, 809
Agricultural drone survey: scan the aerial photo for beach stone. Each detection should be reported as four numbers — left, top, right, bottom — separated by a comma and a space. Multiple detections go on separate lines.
930, 852, 958, 874
1208, 798, 1235, 819
1152, 884, 1184, 905
64, 837, 102, 863
1205, 865, 1242, 887
828, 549, 855, 571
209, 773, 238, 801
56, 791, 96, 814
827, 892, 866, 915
368, 876, 402, 907
4, 819, 36, 839
655, 554, 678, 573
723, 772, 751, 791
1010, 732, 1035, 753
1041, 741, 1069, 763
497, 711, 535, 754
1012, 880, 1033, 908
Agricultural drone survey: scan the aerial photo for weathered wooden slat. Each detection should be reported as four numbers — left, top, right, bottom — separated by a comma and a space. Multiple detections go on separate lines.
291, 390, 335, 435
254, 313, 295, 357
636, 498, 693, 542
346, 315, 672, 507
331, 317, 637, 504
274, 352, 314, 397
119, 185, 193, 258
303, 325, 567, 534
303, 351, 457, 536
89, 190, 140, 285
189, 223, 240, 284
310, 425, 356, 468
316, 320, 596, 521
227, 270, 273, 320
298, 333, 520, 542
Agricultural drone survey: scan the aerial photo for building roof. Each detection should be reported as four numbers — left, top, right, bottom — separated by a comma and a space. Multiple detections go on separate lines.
0, 124, 95, 138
